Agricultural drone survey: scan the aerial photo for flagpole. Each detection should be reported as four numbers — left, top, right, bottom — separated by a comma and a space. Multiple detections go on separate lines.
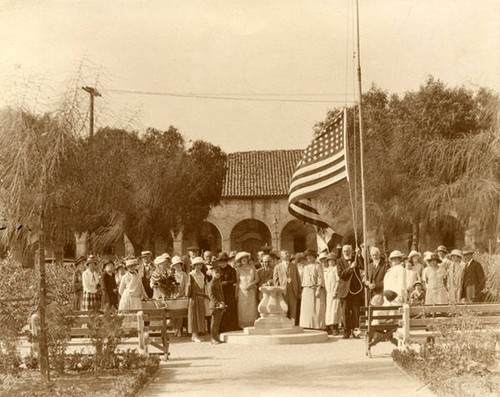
355, 0, 369, 307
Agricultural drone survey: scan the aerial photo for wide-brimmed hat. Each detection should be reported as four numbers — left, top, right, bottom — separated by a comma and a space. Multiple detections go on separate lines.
449, 249, 463, 259
141, 250, 152, 257
303, 249, 317, 258
412, 281, 425, 290
171, 256, 184, 266
154, 254, 169, 265
423, 251, 433, 262
408, 250, 421, 260
86, 255, 97, 265
429, 253, 442, 263
235, 252, 251, 262
217, 252, 229, 262
187, 246, 199, 252
294, 252, 305, 262
462, 246, 475, 255
191, 256, 205, 266
436, 245, 448, 253
318, 251, 329, 261
389, 250, 404, 260
327, 252, 337, 260
125, 258, 139, 268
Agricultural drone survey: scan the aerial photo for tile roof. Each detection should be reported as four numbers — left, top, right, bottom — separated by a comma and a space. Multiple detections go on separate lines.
222, 150, 303, 198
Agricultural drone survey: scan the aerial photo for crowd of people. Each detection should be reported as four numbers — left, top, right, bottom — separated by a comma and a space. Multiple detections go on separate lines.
71, 243, 487, 342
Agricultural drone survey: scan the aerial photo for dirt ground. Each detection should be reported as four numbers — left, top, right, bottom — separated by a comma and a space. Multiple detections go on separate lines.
140, 335, 434, 397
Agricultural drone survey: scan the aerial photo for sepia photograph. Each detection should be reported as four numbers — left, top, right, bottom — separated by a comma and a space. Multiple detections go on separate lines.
0, 1, 499, 396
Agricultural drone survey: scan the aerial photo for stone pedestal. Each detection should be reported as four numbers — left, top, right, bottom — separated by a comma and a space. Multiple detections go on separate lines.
222, 285, 328, 344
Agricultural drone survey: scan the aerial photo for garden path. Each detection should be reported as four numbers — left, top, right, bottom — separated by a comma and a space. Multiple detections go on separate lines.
140, 336, 433, 397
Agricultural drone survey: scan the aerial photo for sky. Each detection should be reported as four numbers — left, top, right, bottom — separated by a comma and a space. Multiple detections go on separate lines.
0, 0, 499, 152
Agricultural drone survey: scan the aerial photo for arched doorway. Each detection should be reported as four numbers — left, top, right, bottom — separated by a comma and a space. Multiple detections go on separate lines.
183, 221, 222, 253
280, 220, 317, 253
230, 219, 272, 259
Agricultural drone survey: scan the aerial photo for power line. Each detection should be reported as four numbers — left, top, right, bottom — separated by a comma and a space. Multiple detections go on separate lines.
106, 88, 358, 104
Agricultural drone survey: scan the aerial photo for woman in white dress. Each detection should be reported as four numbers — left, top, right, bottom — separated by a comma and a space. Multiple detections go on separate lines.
299, 250, 326, 330
424, 253, 449, 305
235, 252, 259, 328
383, 250, 407, 304
324, 253, 341, 335
119, 258, 148, 311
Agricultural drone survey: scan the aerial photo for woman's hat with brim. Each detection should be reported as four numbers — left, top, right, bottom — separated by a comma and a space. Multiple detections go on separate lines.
102, 260, 114, 270
408, 250, 421, 260
171, 255, 184, 266
191, 256, 205, 266
86, 255, 97, 266
125, 258, 139, 268
318, 251, 329, 261
436, 245, 448, 254
235, 252, 251, 262
462, 246, 475, 255
154, 254, 169, 266
450, 249, 463, 259
389, 250, 404, 260
429, 253, 442, 263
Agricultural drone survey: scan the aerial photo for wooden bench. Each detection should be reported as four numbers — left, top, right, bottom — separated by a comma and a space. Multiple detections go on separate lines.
394, 303, 500, 348
360, 305, 402, 357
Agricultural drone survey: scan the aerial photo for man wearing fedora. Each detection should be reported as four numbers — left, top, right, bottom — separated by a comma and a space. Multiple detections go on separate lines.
461, 247, 486, 302
273, 250, 301, 323
336, 245, 364, 339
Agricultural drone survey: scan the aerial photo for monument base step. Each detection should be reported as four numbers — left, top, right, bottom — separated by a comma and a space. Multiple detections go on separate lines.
244, 326, 304, 335
221, 329, 328, 345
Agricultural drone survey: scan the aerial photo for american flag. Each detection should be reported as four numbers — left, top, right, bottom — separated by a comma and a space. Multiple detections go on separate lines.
288, 109, 348, 246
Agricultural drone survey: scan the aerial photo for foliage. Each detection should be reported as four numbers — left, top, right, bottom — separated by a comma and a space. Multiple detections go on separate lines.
45, 305, 74, 374
87, 309, 125, 370
67, 126, 227, 253
316, 77, 500, 251
480, 254, 500, 302
393, 310, 500, 396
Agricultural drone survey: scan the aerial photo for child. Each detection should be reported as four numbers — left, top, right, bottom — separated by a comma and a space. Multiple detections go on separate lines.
208, 263, 226, 344
409, 281, 425, 305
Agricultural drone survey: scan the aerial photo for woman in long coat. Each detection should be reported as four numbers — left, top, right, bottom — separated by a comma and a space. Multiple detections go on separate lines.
300, 250, 326, 330
187, 256, 207, 342
101, 261, 118, 310
218, 252, 240, 332
235, 252, 259, 328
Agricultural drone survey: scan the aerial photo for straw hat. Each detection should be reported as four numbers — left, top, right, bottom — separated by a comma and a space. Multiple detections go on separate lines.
125, 258, 139, 268
408, 250, 421, 260
235, 252, 251, 262
462, 246, 475, 255
141, 250, 152, 257
436, 245, 448, 254
171, 256, 184, 266
154, 254, 169, 265
191, 256, 205, 266
318, 251, 329, 261
303, 249, 317, 258
389, 250, 404, 260
449, 249, 463, 259
86, 255, 97, 265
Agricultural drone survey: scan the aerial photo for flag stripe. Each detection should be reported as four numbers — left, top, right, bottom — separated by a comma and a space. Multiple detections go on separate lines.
289, 169, 347, 203
291, 150, 345, 180
289, 155, 345, 192
287, 109, 347, 244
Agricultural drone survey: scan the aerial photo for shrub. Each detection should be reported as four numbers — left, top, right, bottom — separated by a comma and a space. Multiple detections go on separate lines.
87, 309, 124, 370
479, 254, 500, 302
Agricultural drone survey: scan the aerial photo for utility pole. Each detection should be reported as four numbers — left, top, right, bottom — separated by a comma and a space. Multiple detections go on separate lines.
81, 86, 101, 138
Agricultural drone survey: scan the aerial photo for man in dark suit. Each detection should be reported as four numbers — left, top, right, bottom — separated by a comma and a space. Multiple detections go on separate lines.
336, 245, 364, 339
461, 247, 486, 302
273, 250, 301, 323
364, 246, 387, 301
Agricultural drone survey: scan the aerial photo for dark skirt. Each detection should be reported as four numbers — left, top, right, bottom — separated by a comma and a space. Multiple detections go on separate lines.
219, 285, 239, 332
188, 295, 207, 333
